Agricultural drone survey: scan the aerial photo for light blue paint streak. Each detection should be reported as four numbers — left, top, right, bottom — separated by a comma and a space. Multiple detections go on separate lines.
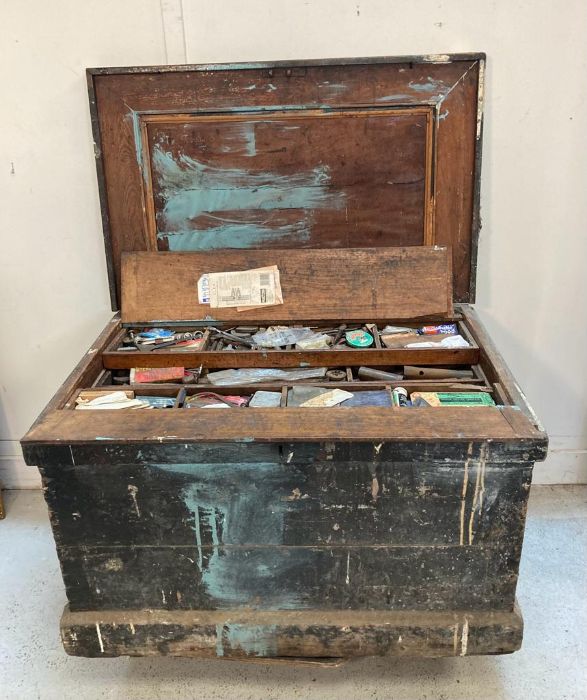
408, 78, 448, 94
139, 104, 335, 116
194, 504, 203, 570
216, 624, 224, 657
160, 222, 309, 251
438, 109, 450, 121
153, 144, 344, 249
318, 82, 347, 91
153, 462, 307, 610
130, 110, 146, 179
153, 147, 343, 229
215, 623, 279, 657
219, 122, 256, 157
225, 625, 279, 657
241, 124, 256, 156
376, 94, 411, 101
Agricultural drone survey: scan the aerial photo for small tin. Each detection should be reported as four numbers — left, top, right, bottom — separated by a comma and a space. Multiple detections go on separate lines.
345, 329, 374, 348
392, 387, 409, 407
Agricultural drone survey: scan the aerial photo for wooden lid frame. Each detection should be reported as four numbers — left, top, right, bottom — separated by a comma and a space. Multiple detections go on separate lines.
88, 54, 485, 309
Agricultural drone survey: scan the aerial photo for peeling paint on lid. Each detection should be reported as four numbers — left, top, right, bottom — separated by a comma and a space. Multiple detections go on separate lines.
476, 60, 485, 138
423, 54, 451, 63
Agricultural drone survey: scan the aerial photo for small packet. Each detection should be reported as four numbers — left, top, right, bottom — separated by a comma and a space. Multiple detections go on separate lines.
380, 325, 417, 335
406, 335, 469, 349
299, 389, 354, 408
252, 326, 314, 348
417, 324, 458, 335
295, 333, 332, 350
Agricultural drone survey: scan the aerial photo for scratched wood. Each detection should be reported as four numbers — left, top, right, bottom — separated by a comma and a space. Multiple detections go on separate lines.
61, 604, 523, 658
103, 347, 479, 370
21, 405, 542, 447
57, 541, 519, 613
39, 460, 532, 548
20, 54, 551, 660
89, 57, 483, 307
23, 437, 548, 473
147, 110, 430, 253
121, 247, 453, 323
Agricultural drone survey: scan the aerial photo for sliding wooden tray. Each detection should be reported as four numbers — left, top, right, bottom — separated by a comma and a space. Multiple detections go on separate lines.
21, 54, 547, 662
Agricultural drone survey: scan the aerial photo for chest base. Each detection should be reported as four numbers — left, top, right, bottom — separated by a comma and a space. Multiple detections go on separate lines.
61, 602, 523, 659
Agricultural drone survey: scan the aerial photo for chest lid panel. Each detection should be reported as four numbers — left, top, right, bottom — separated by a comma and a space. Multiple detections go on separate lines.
88, 54, 484, 309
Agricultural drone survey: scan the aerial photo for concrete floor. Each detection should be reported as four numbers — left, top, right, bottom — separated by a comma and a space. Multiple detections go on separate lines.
1, 486, 586, 700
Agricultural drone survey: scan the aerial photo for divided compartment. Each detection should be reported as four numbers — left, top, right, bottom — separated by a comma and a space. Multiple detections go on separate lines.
71, 354, 502, 409
102, 318, 480, 370
65, 247, 514, 410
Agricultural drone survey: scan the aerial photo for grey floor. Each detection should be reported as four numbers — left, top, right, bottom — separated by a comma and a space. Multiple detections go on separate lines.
1, 486, 586, 700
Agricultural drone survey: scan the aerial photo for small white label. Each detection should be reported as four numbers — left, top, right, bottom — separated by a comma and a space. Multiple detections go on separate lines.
198, 266, 283, 310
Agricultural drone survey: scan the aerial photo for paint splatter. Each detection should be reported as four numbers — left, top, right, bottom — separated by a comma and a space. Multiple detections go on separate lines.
153, 462, 312, 609
376, 94, 411, 102
127, 484, 141, 518
222, 624, 279, 657
218, 122, 257, 157
152, 145, 345, 251
408, 77, 448, 94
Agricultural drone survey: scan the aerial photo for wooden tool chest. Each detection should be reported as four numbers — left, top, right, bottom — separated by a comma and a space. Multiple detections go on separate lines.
21, 54, 547, 661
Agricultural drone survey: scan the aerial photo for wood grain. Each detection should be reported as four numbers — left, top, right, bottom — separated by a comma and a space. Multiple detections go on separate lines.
103, 347, 479, 370
434, 63, 481, 301
90, 57, 483, 307
121, 247, 453, 323
61, 603, 523, 658
22, 405, 540, 446
146, 110, 430, 253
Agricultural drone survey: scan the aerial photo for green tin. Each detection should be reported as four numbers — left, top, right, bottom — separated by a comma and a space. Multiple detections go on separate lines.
345, 329, 374, 348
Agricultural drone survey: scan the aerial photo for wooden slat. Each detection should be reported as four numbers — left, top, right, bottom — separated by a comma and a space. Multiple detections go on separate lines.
434, 63, 481, 301
103, 346, 478, 369
23, 405, 524, 446
61, 603, 523, 658
121, 247, 453, 323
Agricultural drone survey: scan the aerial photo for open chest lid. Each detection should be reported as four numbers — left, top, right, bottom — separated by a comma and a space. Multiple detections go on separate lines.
88, 53, 484, 311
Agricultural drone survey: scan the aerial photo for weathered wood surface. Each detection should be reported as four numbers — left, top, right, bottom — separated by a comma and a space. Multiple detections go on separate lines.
90, 56, 483, 307
61, 603, 523, 658
121, 248, 453, 323
42, 460, 531, 548
148, 110, 431, 254
39, 452, 531, 614
21, 405, 546, 453
58, 542, 520, 613
23, 439, 546, 473
103, 346, 478, 370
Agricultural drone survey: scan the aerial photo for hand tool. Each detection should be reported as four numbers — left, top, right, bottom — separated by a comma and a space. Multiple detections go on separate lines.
332, 324, 347, 344
357, 367, 403, 381
209, 327, 257, 348
403, 366, 474, 379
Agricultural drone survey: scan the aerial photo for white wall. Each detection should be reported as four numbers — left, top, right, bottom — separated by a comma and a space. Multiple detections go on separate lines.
1, 0, 586, 487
